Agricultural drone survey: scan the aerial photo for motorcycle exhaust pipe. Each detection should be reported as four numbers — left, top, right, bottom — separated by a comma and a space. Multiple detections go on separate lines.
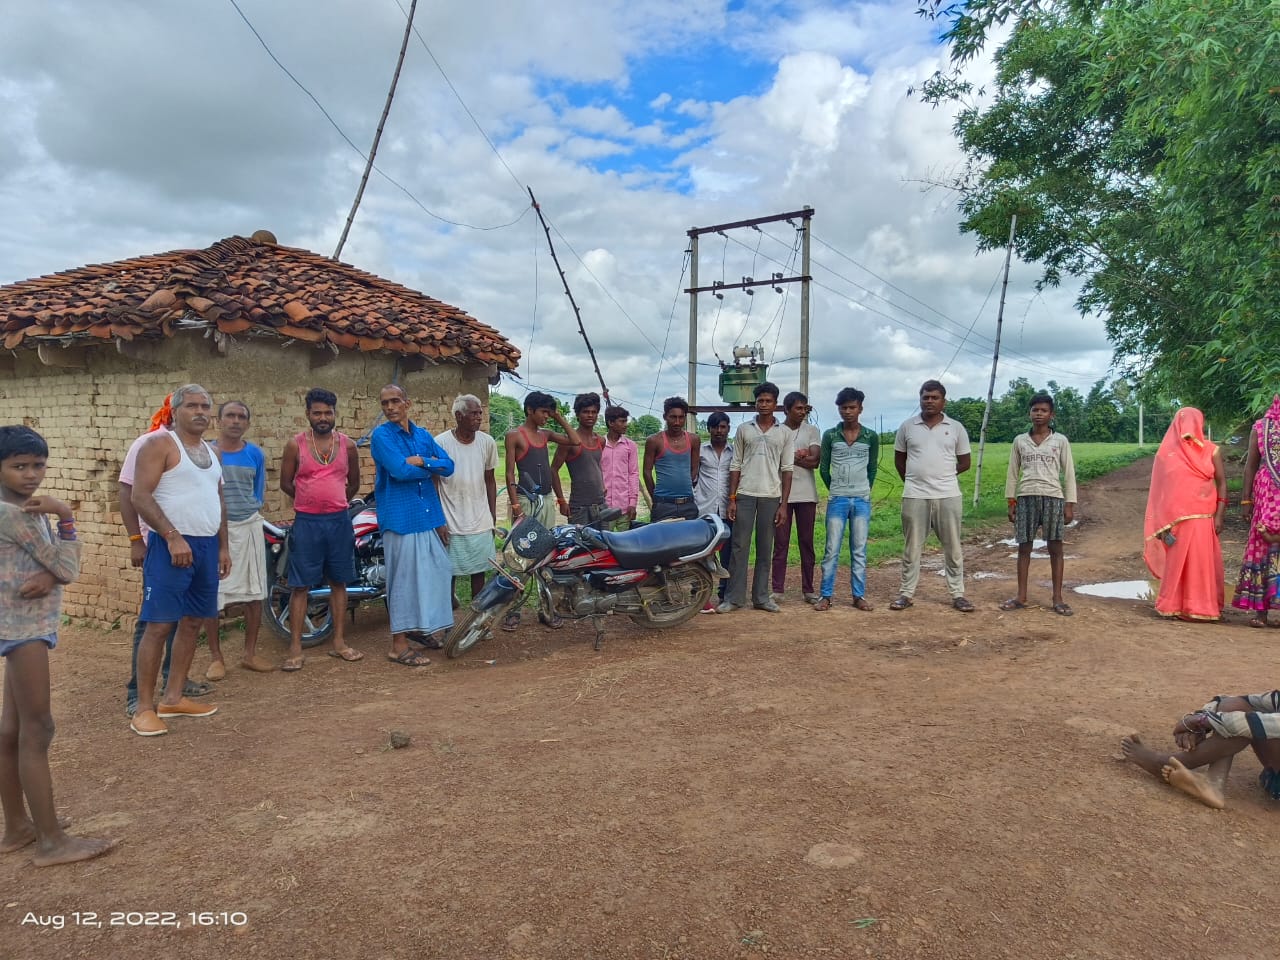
305, 586, 382, 601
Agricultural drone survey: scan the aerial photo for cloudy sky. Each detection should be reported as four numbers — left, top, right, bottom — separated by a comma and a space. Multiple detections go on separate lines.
0, 0, 1116, 431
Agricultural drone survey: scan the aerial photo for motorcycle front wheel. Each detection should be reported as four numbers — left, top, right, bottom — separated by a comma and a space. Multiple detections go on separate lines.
266, 582, 335, 648
445, 604, 503, 659
630, 566, 714, 629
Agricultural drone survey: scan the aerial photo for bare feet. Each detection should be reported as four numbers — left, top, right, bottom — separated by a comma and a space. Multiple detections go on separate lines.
1161, 757, 1225, 809
1120, 735, 1170, 777
0, 815, 71, 853
31, 834, 117, 867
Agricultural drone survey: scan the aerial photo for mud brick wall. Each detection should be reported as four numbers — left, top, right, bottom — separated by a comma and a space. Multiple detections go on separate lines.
0, 334, 491, 625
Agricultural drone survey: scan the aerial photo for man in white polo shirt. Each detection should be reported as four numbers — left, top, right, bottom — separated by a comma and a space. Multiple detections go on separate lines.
890, 379, 974, 613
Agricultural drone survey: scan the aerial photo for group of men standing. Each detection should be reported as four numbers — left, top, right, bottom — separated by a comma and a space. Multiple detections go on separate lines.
119, 376, 1004, 735
119, 383, 504, 735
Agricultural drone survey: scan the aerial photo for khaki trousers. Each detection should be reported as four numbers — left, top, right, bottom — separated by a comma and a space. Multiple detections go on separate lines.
899, 496, 965, 599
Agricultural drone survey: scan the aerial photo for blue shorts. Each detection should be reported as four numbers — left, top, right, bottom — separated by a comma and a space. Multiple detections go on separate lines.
140, 532, 221, 622
287, 510, 355, 587
0, 634, 57, 657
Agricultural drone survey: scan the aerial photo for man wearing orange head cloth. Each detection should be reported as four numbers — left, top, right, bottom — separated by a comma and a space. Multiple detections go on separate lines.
1143, 407, 1228, 621
119, 395, 214, 717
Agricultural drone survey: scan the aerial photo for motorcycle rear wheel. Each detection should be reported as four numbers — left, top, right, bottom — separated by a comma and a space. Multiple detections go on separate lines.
445, 604, 500, 659
266, 582, 335, 649
629, 566, 713, 629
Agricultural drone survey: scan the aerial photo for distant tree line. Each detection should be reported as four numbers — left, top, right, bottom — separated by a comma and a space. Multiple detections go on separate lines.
943, 378, 1173, 444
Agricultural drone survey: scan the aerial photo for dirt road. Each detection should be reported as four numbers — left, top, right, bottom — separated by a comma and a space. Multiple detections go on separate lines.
3, 458, 1278, 960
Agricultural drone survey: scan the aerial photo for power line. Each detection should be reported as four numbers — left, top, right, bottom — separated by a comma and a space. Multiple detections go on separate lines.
227, 0, 528, 233
940, 266, 1003, 378
650, 249, 691, 410
727, 231, 1100, 384
393, 0, 526, 195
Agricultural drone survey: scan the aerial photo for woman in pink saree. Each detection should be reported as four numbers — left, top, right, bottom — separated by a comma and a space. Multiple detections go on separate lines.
1232, 396, 1280, 626
1143, 408, 1227, 621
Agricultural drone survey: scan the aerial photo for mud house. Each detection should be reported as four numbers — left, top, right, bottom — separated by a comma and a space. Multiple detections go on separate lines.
0, 231, 520, 624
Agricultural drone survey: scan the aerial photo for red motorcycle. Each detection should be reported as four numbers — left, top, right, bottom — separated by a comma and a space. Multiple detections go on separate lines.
445, 496, 729, 657
263, 497, 385, 648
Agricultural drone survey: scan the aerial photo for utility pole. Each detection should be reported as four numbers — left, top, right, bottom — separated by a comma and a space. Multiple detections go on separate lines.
333, 0, 418, 260
685, 208, 814, 413
973, 214, 1017, 506
799, 206, 812, 396
1138, 402, 1144, 445
687, 234, 699, 407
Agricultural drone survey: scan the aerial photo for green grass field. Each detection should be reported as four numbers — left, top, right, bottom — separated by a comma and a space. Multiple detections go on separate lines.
546, 441, 1156, 571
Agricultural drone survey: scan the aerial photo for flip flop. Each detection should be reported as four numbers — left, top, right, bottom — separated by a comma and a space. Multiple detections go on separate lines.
1052, 602, 1074, 617
328, 648, 364, 662
889, 596, 913, 611
501, 612, 521, 632
408, 632, 445, 650
999, 599, 1027, 611
1248, 616, 1268, 628
183, 679, 214, 697
280, 657, 304, 672
387, 648, 431, 667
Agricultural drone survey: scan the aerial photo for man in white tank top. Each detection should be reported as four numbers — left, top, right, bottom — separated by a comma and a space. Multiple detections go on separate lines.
128, 384, 229, 737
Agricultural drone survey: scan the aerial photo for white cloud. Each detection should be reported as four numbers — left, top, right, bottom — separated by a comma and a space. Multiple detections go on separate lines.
0, 1, 1114, 430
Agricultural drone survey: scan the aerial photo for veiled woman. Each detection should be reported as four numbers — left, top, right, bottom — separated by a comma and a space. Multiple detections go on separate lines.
1143, 408, 1227, 621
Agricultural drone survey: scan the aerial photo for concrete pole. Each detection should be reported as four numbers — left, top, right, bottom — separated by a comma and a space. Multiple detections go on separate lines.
799, 207, 812, 396
687, 234, 699, 406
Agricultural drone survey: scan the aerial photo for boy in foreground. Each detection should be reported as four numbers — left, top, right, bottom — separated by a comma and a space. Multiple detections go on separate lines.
815, 388, 878, 612
0, 425, 114, 865
1001, 393, 1077, 615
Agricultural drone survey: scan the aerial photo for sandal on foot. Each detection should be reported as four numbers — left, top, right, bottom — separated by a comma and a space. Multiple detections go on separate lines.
999, 598, 1027, 611
183, 679, 214, 697
813, 597, 832, 611
952, 597, 975, 613
852, 596, 873, 611
538, 611, 564, 630
1248, 616, 1268, 628
408, 631, 445, 650
387, 648, 431, 667
328, 647, 364, 662
501, 612, 521, 632
1051, 602, 1074, 617
889, 596, 913, 611
280, 657, 304, 673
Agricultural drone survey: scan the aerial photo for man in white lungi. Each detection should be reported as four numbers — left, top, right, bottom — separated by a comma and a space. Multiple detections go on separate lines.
206, 400, 274, 676
370, 385, 455, 667
435, 395, 498, 608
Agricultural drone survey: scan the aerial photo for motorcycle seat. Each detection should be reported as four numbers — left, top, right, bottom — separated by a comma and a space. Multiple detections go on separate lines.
597, 517, 720, 568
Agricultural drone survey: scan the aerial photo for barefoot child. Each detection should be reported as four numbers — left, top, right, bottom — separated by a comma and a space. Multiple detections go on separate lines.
1001, 393, 1077, 616
0, 426, 114, 865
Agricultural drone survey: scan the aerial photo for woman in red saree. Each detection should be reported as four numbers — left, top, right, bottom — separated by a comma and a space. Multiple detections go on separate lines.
1143, 408, 1227, 621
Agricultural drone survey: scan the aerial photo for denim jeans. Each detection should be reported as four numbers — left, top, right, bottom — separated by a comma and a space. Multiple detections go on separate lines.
820, 495, 871, 599
125, 615, 177, 707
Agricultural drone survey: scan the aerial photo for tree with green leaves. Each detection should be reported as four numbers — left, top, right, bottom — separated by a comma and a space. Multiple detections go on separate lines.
916, 0, 1279, 422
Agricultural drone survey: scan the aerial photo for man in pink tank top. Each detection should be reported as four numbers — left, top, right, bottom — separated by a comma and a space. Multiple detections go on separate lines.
128, 384, 229, 737
278, 388, 363, 671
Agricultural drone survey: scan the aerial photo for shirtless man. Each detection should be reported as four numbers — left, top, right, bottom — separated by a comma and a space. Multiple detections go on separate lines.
502, 392, 580, 630
1120, 691, 1280, 809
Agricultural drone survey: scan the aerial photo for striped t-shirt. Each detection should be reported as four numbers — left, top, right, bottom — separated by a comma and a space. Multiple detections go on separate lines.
216, 442, 266, 521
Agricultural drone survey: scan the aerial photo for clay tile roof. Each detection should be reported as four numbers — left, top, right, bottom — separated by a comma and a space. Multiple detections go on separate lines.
0, 235, 520, 369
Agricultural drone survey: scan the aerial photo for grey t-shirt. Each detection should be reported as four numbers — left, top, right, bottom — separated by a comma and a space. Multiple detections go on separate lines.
894, 414, 971, 499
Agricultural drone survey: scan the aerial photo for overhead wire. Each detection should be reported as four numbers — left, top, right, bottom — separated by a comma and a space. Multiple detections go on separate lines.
393, 0, 526, 195
730, 230, 1101, 385
649, 249, 691, 411
708, 233, 730, 360
728, 227, 765, 349
940, 267, 1003, 378
227, 0, 528, 233
526, 213, 540, 381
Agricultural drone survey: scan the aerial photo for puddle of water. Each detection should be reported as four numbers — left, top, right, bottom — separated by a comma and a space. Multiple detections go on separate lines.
1000, 537, 1047, 549
1073, 580, 1154, 600
972, 571, 1008, 580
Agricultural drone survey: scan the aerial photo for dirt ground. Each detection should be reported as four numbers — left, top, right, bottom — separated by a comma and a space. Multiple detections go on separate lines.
3, 457, 1279, 960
